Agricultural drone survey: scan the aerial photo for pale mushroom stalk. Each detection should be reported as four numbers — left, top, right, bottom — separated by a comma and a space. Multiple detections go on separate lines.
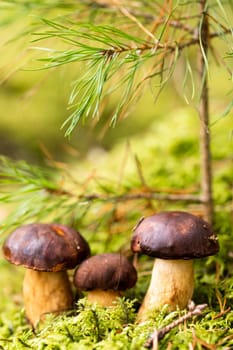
137, 259, 194, 322
85, 289, 122, 307
23, 270, 73, 327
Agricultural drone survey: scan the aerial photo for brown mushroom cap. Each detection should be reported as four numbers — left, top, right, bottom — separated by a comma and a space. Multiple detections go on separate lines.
74, 253, 137, 291
3, 223, 90, 271
131, 211, 219, 259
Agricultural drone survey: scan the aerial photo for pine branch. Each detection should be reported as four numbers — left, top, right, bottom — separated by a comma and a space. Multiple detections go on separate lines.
76, 191, 202, 204
0, 156, 202, 206
30, 9, 232, 135
0, 157, 82, 234
0, 155, 203, 236
2, 1, 232, 136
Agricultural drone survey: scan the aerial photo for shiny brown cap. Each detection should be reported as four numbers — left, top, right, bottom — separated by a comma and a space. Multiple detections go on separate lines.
73, 253, 137, 291
3, 223, 90, 271
131, 211, 219, 259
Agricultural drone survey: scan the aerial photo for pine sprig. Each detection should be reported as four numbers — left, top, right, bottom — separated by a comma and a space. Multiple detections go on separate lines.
28, 0, 232, 136
1, 1, 232, 136
0, 156, 55, 189
0, 157, 79, 235
31, 20, 173, 134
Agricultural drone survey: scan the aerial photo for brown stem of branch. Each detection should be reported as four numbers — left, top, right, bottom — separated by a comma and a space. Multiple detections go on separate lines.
92, 192, 202, 203
47, 186, 203, 204
199, 1, 214, 225
144, 303, 208, 349
101, 27, 232, 59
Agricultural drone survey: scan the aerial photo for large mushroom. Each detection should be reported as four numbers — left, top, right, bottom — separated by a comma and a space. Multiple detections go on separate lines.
73, 253, 137, 306
131, 211, 219, 322
2, 223, 90, 327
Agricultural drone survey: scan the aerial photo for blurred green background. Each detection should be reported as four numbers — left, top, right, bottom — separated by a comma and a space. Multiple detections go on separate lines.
0, 2, 232, 171
0, 43, 232, 164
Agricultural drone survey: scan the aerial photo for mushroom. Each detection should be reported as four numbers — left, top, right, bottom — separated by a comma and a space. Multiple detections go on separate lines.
131, 211, 219, 322
73, 253, 137, 306
2, 223, 90, 327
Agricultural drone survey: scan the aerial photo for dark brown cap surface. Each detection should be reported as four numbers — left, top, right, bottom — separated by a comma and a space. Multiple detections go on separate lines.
131, 211, 219, 259
3, 223, 90, 271
74, 253, 137, 291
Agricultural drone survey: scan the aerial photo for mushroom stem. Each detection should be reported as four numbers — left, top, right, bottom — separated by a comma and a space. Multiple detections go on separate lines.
23, 269, 73, 327
86, 289, 122, 307
137, 259, 194, 322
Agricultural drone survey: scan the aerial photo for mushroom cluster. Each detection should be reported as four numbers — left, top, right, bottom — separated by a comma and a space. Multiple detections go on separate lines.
2, 224, 137, 327
2, 210, 219, 327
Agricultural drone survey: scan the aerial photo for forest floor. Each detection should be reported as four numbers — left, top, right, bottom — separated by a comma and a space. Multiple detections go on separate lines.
0, 110, 232, 349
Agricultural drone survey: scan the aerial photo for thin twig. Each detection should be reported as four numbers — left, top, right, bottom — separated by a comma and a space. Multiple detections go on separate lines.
99, 27, 231, 60
86, 1, 198, 35
212, 307, 231, 320
117, 3, 158, 43
47, 187, 203, 203
144, 303, 208, 349
134, 155, 154, 209
198, 0, 213, 224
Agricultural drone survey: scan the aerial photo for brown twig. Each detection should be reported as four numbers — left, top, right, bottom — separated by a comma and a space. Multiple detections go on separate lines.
144, 303, 208, 349
198, 0, 213, 225
212, 307, 231, 320
86, 1, 198, 35
117, 3, 158, 43
81, 191, 202, 203
134, 155, 154, 209
100, 26, 231, 61
47, 185, 203, 204
191, 333, 217, 350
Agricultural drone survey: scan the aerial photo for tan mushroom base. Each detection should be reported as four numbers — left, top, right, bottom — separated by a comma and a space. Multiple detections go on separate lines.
86, 289, 122, 306
23, 269, 73, 328
137, 259, 194, 322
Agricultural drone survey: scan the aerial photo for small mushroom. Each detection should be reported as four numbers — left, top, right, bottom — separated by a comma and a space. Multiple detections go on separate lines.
73, 253, 137, 306
2, 223, 90, 327
131, 211, 219, 322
